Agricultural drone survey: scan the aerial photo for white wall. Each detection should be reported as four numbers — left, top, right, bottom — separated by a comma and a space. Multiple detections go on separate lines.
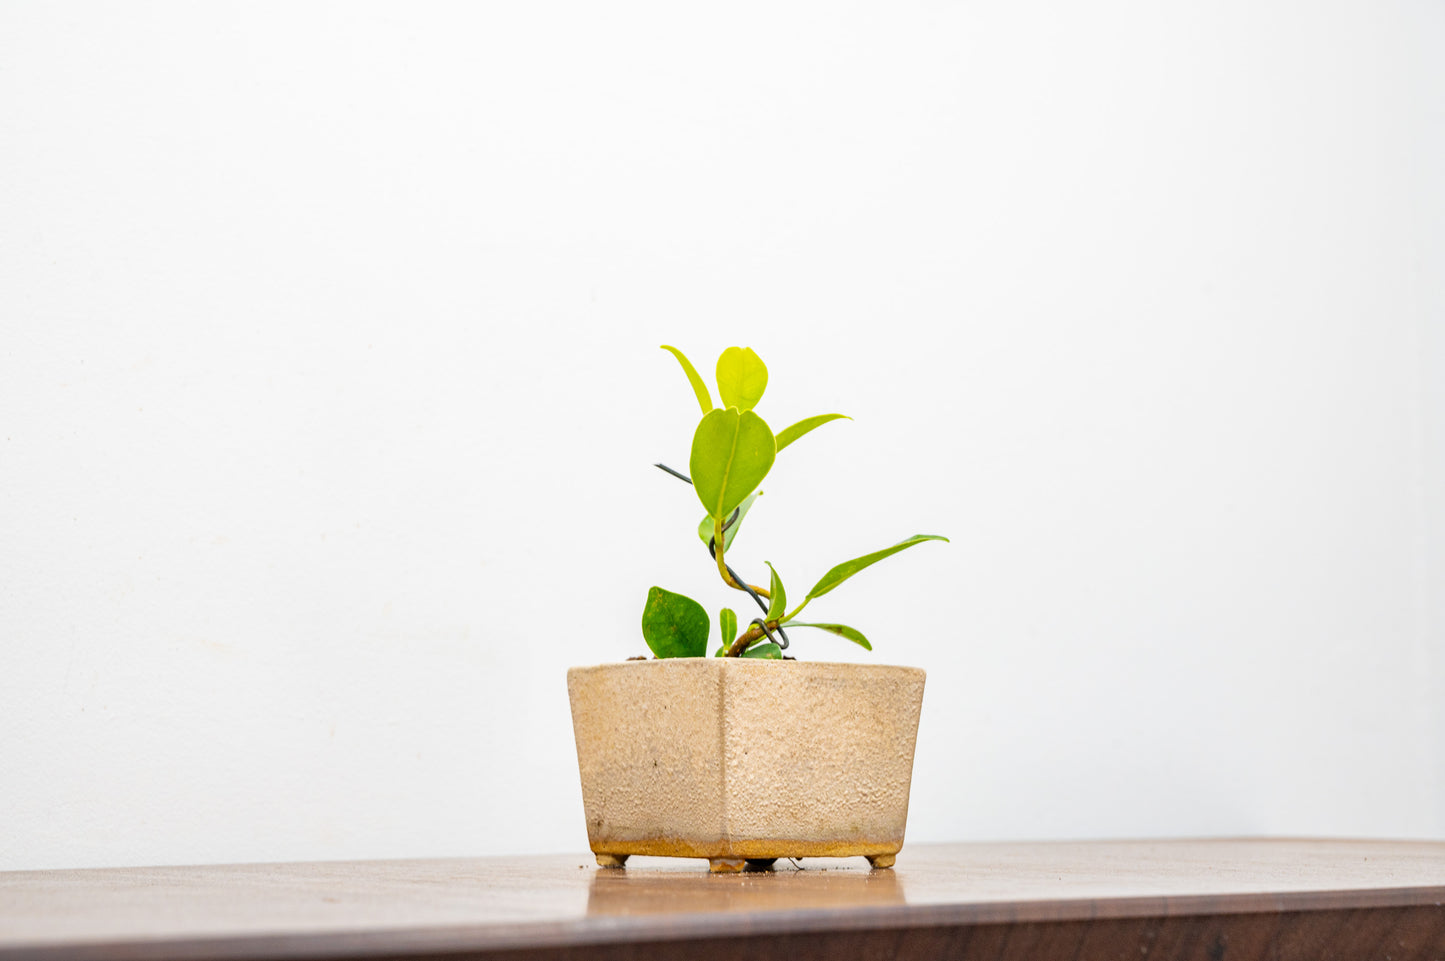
2, 1, 1442, 871
1419, 3, 1445, 858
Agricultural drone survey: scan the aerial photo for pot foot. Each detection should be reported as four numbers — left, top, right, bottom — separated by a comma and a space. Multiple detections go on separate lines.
595, 854, 629, 869
708, 857, 746, 873
743, 859, 777, 872
867, 854, 896, 869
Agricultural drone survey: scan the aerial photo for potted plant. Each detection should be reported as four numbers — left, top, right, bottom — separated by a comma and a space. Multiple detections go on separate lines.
567, 346, 947, 873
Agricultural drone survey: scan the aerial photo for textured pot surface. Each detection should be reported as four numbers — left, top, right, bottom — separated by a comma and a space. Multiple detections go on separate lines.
567, 659, 925, 868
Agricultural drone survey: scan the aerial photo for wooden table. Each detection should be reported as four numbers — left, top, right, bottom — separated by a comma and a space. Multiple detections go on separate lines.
2, 840, 1443, 960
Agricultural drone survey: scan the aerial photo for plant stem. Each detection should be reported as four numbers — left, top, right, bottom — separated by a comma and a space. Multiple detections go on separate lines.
725, 619, 779, 657
705, 510, 787, 654
782, 598, 810, 622
713, 515, 739, 587
713, 515, 770, 599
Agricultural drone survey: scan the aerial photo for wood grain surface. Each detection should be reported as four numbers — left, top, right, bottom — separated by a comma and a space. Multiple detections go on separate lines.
2, 839, 1442, 960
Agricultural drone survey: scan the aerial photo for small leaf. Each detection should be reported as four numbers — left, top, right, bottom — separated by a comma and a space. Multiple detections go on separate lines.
715, 346, 768, 412
784, 622, 872, 651
775, 413, 850, 453
714, 645, 726, 657
660, 345, 714, 415
690, 407, 776, 520
764, 562, 786, 622
697, 491, 761, 551
805, 534, 950, 601
741, 642, 783, 659
719, 608, 738, 649
641, 586, 710, 658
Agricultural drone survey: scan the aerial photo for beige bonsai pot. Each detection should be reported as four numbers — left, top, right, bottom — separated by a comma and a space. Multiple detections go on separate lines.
567, 658, 925, 873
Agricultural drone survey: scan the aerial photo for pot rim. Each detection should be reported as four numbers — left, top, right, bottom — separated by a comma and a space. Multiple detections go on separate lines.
568, 658, 925, 674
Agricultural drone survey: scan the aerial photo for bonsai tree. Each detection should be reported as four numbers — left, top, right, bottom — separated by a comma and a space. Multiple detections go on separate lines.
643, 345, 947, 660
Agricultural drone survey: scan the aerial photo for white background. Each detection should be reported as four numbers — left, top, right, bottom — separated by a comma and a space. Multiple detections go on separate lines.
2, 1, 1442, 871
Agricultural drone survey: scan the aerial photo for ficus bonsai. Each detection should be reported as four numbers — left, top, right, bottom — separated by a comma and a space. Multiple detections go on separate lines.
643, 345, 947, 660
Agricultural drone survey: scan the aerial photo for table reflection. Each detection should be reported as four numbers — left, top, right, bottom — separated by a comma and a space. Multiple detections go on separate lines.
587, 860, 906, 916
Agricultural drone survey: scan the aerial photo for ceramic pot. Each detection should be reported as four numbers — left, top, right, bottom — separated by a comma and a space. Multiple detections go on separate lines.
567, 658, 925, 872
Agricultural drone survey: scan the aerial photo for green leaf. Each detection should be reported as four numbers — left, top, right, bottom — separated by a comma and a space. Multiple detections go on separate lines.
741, 642, 783, 659
783, 622, 872, 651
775, 413, 850, 453
714, 645, 726, 657
690, 407, 776, 520
697, 491, 760, 552
715, 346, 768, 412
764, 562, 786, 622
641, 586, 710, 658
660, 345, 714, 415
719, 608, 738, 649
804, 534, 950, 601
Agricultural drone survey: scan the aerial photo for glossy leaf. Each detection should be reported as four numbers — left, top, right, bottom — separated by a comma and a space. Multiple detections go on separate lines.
660, 344, 714, 415
783, 622, 872, 651
741, 641, 783, 659
764, 562, 786, 622
804, 534, 950, 600
690, 407, 776, 520
719, 608, 738, 649
697, 491, 760, 551
641, 586, 710, 658
715, 346, 768, 412
775, 413, 850, 453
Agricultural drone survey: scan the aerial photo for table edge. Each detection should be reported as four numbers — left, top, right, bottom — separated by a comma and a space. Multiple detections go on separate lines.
3, 883, 1443, 961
